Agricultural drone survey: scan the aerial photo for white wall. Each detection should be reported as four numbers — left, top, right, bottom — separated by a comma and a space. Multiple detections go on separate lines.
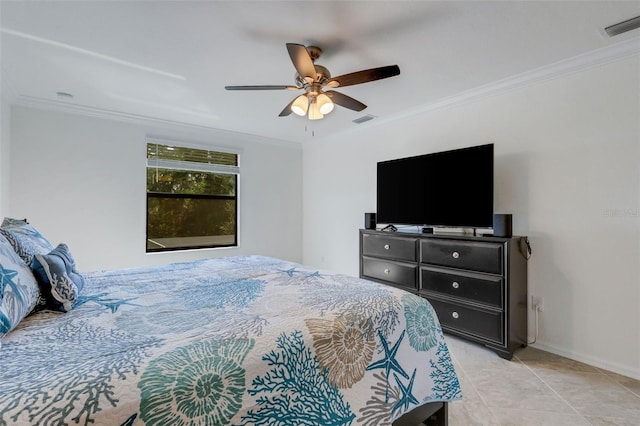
303, 56, 640, 379
0, 97, 10, 216
9, 106, 303, 271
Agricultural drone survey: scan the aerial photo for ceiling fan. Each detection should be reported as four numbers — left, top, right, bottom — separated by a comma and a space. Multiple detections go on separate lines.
225, 43, 400, 120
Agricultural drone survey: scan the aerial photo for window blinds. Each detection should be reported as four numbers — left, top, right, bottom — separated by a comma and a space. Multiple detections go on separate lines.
146, 142, 239, 174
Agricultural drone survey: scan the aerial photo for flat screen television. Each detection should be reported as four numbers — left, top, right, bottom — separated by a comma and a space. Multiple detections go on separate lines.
376, 143, 494, 228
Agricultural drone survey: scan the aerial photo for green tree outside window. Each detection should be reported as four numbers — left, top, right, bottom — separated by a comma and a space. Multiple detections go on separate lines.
146, 142, 239, 252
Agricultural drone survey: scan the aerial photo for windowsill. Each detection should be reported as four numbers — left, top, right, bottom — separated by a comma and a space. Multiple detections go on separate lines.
145, 244, 240, 255
146, 235, 238, 253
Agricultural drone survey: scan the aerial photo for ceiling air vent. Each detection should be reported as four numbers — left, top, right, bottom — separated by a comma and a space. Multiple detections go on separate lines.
352, 114, 376, 124
604, 15, 640, 37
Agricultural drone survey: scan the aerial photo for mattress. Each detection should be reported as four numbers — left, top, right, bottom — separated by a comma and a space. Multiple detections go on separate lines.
0, 255, 461, 425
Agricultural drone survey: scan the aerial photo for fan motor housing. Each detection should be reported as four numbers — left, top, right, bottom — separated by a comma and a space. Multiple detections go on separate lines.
295, 64, 331, 87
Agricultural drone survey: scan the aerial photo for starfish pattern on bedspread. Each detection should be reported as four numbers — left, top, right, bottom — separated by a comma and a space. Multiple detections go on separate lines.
1, 255, 462, 425
392, 369, 419, 414
366, 330, 409, 403
75, 292, 138, 313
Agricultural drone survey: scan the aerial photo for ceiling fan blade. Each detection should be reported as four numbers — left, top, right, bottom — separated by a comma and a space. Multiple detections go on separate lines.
225, 85, 299, 90
278, 97, 296, 117
286, 43, 316, 82
325, 90, 367, 112
327, 65, 400, 88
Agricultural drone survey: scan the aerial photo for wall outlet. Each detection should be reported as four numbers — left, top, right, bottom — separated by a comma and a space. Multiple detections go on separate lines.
532, 295, 544, 312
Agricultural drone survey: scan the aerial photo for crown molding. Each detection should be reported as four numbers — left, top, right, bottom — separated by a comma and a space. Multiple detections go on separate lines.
305, 36, 640, 146
7, 36, 639, 148
0, 67, 19, 103
11, 95, 302, 150
384, 37, 640, 124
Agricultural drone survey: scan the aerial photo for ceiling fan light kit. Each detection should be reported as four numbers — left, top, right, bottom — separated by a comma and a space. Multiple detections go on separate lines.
308, 99, 324, 120
317, 93, 334, 115
291, 94, 309, 116
225, 43, 400, 121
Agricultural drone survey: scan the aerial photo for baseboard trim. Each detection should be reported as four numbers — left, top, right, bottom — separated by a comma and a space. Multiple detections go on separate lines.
530, 341, 640, 380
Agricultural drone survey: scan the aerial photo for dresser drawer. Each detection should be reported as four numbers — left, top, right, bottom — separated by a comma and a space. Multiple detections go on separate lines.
362, 234, 417, 262
421, 267, 503, 309
421, 239, 503, 274
428, 298, 504, 344
362, 257, 417, 289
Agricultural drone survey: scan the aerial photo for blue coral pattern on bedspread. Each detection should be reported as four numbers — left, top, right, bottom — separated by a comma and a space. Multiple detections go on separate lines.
0, 255, 461, 425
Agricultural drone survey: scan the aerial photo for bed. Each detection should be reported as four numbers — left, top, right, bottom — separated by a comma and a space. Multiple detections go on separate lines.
0, 225, 461, 425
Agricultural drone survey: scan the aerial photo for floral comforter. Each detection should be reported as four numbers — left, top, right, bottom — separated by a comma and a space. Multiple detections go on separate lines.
0, 255, 461, 425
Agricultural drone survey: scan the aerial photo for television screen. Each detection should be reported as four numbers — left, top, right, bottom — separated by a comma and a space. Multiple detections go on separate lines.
376, 143, 494, 228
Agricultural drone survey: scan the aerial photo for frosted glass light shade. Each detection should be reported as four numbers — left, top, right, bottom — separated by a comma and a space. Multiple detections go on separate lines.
308, 101, 324, 120
291, 95, 309, 116
317, 93, 334, 114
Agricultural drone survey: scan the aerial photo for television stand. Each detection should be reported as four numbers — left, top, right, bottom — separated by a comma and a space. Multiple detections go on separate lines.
359, 229, 528, 359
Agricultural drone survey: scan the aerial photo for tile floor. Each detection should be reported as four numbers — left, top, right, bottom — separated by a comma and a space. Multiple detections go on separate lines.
443, 335, 640, 425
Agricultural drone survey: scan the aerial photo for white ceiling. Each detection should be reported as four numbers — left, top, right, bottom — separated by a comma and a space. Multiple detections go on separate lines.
1, 1, 639, 144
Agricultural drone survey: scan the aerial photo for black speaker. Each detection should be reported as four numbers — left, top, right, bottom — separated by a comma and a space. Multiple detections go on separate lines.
364, 213, 376, 230
493, 214, 512, 237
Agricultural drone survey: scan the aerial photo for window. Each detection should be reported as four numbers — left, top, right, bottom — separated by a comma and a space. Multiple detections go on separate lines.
146, 141, 239, 252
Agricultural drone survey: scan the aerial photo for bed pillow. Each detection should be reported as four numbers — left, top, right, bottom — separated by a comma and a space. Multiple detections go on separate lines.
0, 233, 41, 342
31, 244, 85, 313
0, 218, 54, 266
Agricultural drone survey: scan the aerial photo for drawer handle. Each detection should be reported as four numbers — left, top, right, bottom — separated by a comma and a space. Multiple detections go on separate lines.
452, 311, 459, 319
384, 244, 390, 250
384, 268, 390, 274
452, 281, 460, 289
452, 251, 460, 259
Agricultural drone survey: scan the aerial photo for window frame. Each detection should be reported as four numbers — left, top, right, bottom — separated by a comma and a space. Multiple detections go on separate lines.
145, 138, 241, 253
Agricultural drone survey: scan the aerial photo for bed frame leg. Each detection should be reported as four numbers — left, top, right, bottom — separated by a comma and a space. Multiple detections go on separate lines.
392, 401, 449, 426
423, 401, 448, 426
